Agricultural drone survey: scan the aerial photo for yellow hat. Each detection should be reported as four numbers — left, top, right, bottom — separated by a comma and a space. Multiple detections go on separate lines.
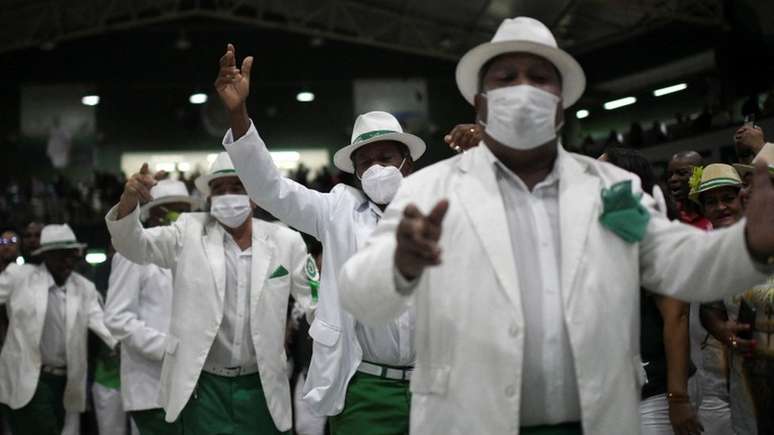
733, 142, 774, 178
689, 163, 742, 203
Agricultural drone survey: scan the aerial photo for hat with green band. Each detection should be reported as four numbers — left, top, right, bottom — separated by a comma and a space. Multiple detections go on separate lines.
194, 152, 240, 196
333, 111, 426, 174
688, 163, 742, 203
32, 224, 87, 256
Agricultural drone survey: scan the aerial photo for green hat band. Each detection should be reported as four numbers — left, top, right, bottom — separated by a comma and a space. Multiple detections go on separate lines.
354, 129, 398, 143
697, 177, 741, 192
212, 169, 237, 175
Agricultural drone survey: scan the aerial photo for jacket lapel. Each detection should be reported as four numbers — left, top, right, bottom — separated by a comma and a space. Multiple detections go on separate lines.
203, 220, 226, 304
454, 147, 521, 310
558, 152, 600, 307
249, 220, 274, 313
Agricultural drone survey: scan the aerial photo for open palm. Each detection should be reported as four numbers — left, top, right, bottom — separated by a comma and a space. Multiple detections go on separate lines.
214, 43, 253, 112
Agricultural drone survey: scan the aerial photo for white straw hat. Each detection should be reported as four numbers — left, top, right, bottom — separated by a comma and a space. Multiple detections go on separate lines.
332, 111, 426, 174
140, 179, 200, 221
194, 152, 240, 196
455, 16, 586, 108
32, 224, 86, 255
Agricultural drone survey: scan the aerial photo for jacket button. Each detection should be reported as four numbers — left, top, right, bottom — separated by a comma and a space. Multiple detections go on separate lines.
505, 385, 516, 397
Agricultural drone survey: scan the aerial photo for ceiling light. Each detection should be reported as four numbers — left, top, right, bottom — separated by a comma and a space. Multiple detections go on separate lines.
603, 97, 636, 110
653, 83, 687, 97
576, 110, 589, 119
296, 92, 315, 103
189, 93, 208, 104
81, 95, 100, 106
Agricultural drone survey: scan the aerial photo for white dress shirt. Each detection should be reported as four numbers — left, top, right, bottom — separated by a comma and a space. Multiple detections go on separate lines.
354, 203, 415, 367
40, 284, 67, 367
205, 232, 256, 368
488, 147, 581, 426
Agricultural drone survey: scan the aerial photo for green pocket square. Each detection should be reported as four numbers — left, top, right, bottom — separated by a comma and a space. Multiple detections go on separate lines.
599, 180, 651, 243
269, 265, 289, 279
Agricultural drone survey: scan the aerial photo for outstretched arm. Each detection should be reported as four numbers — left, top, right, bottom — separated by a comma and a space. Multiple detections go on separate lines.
216, 43, 335, 238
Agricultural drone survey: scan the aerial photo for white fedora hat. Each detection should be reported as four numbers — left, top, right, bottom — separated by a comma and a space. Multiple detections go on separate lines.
333, 111, 426, 174
140, 179, 200, 221
32, 224, 87, 256
455, 16, 586, 107
733, 142, 774, 178
194, 152, 240, 196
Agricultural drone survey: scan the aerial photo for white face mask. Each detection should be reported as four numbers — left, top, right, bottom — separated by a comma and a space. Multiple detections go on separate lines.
478, 84, 561, 150
359, 159, 405, 205
210, 194, 252, 228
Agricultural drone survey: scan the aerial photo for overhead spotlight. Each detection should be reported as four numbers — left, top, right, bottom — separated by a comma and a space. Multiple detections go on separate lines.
603, 97, 636, 110
81, 95, 100, 106
296, 92, 315, 103
576, 109, 589, 119
175, 30, 192, 50
85, 251, 107, 265
653, 83, 687, 97
189, 93, 208, 104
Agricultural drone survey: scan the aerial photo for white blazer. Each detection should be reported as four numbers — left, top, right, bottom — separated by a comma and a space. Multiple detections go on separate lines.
0, 264, 117, 412
105, 206, 312, 430
104, 253, 173, 411
338, 146, 771, 435
223, 123, 387, 416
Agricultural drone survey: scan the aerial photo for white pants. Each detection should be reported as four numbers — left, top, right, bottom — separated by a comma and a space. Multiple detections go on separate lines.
61, 412, 80, 435
92, 383, 128, 435
293, 373, 326, 435
640, 395, 674, 435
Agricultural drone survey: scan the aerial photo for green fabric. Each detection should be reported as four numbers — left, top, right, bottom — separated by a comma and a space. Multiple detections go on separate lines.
354, 129, 398, 143
7, 371, 66, 435
521, 422, 583, 435
180, 372, 287, 435
130, 408, 182, 435
94, 351, 121, 389
599, 180, 651, 243
269, 265, 289, 279
329, 371, 411, 435
306, 255, 320, 303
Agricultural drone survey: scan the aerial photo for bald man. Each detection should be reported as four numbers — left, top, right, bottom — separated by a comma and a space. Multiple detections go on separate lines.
666, 151, 712, 231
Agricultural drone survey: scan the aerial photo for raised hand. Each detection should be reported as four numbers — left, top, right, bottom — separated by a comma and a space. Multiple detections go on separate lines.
744, 160, 774, 264
444, 124, 481, 153
214, 43, 253, 113
117, 163, 162, 219
395, 200, 449, 280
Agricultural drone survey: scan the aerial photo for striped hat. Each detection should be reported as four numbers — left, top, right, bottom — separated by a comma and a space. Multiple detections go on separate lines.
194, 152, 239, 197
688, 163, 742, 203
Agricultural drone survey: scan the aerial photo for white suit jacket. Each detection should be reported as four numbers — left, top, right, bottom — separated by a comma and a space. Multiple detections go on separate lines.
0, 264, 117, 412
338, 146, 771, 435
105, 206, 312, 430
223, 123, 392, 416
104, 253, 173, 411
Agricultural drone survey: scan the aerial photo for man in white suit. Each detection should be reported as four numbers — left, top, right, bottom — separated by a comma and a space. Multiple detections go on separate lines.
215, 44, 426, 434
338, 17, 774, 435
105, 178, 199, 434
106, 152, 314, 435
0, 224, 117, 435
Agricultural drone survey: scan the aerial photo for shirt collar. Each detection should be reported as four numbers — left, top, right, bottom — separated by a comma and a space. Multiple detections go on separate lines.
481, 142, 563, 191
356, 198, 384, 219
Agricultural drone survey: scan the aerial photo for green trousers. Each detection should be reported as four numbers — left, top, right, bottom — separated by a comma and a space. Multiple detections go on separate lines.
180, 371, 288, 435
521, 422, 583, 435
7, 371, 66, 435
131, 408, 182, 435
329, 371, 411, 435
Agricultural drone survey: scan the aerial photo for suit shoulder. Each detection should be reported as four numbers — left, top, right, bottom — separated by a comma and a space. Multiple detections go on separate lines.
568, 152, 642, 190
257, 219, 305, 245
402, 154, 462, 190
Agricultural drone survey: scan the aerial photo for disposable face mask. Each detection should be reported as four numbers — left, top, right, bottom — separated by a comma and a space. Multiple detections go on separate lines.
210, 194, 252, 228
359, 159, 405, 205
478, 85, 561, 150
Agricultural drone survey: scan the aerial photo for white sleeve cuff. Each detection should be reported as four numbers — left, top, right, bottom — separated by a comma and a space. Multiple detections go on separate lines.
394, 267, 420, 295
